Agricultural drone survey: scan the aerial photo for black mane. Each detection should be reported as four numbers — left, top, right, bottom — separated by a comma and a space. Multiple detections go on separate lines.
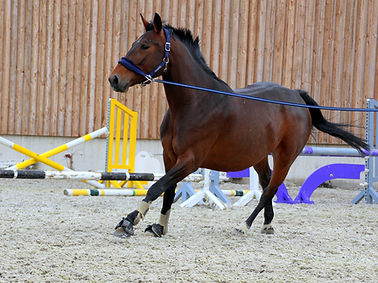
146, 23, 228, 86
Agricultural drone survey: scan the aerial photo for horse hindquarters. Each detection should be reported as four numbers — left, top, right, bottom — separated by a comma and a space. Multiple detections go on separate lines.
242, 106, 312, 234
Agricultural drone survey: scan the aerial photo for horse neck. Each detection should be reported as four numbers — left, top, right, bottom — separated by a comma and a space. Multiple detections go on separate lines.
162, 38, 232, 112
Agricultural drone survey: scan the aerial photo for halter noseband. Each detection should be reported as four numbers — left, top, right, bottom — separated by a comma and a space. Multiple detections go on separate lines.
118, 28, 171, 86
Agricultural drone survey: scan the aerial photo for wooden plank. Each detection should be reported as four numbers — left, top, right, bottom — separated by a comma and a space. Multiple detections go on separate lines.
218, 0, 230, 83
57, 0, 68, 136
310, 0, 326, 144
227, 0, 239, 88
125, 0, 136, 115
319, 0, 336, 143
177, 0, 186, 27
101, 0, 114, 132
201, 0, 212, 67
291, 0, 305, 89
281, 0, 295, 88
262, 0, 276, 82
193, 0, 204, 46
255, 1, 267, 83
144, 0, 158, 139
301, 0, 315, 92
329, 0, 346, 144
236, 0, 248, 88
132, 1, 143, 138
63, 0, 76, 135
21, 0, 32, 135
35, 0, 47, 136
159, 0, 169, 24
364, 0, 377, 101
8, 0, 18, 134
42, 0, 54, 136
87, 0, 98, 132
70, 0, 84, 136
1, 0, 11, 134
351, 0, 369, 140
210, 0, 221, 76
14, 0, 26, 135
152, 0, 165, 139
0, 1, 4, 116
140, 0, 151, 139
341, 0, 355, 133
49, 0, 61, 136
79, 0, 91, 135
185, 0, 195, 33
28, 0, 40, 135
94, 0, 106, 132
272, 0, 286, 85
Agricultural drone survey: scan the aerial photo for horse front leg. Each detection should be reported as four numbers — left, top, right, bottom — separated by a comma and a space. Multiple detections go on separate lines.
113, 154, 197, 238
144, 185, 176, 237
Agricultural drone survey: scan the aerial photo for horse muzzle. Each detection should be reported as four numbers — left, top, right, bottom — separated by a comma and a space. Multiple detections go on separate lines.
108, 74, 130, 93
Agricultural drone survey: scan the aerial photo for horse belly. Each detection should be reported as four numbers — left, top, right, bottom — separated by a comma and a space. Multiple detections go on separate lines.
201, 132, 271, 172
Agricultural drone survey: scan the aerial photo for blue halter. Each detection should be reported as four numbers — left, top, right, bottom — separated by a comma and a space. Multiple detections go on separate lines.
118, 28, 171, 86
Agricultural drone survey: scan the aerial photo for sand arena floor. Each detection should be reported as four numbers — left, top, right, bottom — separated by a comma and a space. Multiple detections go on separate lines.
0, 179, 377, 282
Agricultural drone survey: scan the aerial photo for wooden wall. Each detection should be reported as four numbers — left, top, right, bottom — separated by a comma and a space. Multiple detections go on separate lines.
0, 0, 377, 144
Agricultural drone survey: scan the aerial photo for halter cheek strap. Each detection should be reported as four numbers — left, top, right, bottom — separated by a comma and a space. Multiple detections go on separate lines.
118, 28, 171, 86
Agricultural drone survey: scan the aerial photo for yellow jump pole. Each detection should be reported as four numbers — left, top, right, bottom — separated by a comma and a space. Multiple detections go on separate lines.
6, 127, 108, 171
0, 136, 66, 171
0, 136, 106, 189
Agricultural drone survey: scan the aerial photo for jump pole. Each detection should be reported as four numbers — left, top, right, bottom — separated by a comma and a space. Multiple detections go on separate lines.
0, 135, 108, 189
233, 145, 377, 206
64, 188, 250, 197
0, 170, 154, 181
5, 127, 108, 171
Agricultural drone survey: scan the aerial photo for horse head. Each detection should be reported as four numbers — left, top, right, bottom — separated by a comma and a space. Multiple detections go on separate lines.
108, 13, 169, 92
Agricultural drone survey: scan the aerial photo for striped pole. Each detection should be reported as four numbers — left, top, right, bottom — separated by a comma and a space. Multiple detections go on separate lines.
0, 170, 155, 181
0, 133, 109, 189
6, 127, 108, 171
0, 137, 68, 171
64, 188, 250, 197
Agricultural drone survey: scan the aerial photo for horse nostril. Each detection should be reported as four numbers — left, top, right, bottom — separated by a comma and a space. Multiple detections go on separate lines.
109, 74, 119, 87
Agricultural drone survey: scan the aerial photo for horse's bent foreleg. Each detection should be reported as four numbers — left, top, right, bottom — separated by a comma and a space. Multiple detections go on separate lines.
114, 154, 197, 238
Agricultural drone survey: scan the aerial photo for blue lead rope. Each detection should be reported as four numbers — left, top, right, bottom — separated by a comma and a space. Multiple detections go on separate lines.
117, 27, 376, 113
154, 78, 378, 113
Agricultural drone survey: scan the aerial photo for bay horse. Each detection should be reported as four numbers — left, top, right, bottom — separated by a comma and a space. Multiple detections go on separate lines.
108, 13, 368, 238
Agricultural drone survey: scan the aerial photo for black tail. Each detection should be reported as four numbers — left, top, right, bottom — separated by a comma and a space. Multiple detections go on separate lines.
298, 90, 369, 154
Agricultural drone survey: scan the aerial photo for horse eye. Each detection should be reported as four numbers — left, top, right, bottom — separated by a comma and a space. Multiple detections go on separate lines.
140, 44, 150, 50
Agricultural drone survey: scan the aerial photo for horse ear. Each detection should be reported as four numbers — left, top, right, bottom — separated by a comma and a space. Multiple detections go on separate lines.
153, 13, 162, 33
140, 14, 149, 30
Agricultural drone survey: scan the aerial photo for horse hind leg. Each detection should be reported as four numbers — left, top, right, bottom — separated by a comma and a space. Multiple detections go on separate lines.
254, 157, 271, 189
253, 158, 276, 234
235, 153, 293, 235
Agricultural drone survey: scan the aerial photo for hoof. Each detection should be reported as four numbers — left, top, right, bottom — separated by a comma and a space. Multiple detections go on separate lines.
145, 224, 164, 237
113, 227, 132, 238
261, 224, 275, 234
113, 218, 134, 238
233, 222, 250, 235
